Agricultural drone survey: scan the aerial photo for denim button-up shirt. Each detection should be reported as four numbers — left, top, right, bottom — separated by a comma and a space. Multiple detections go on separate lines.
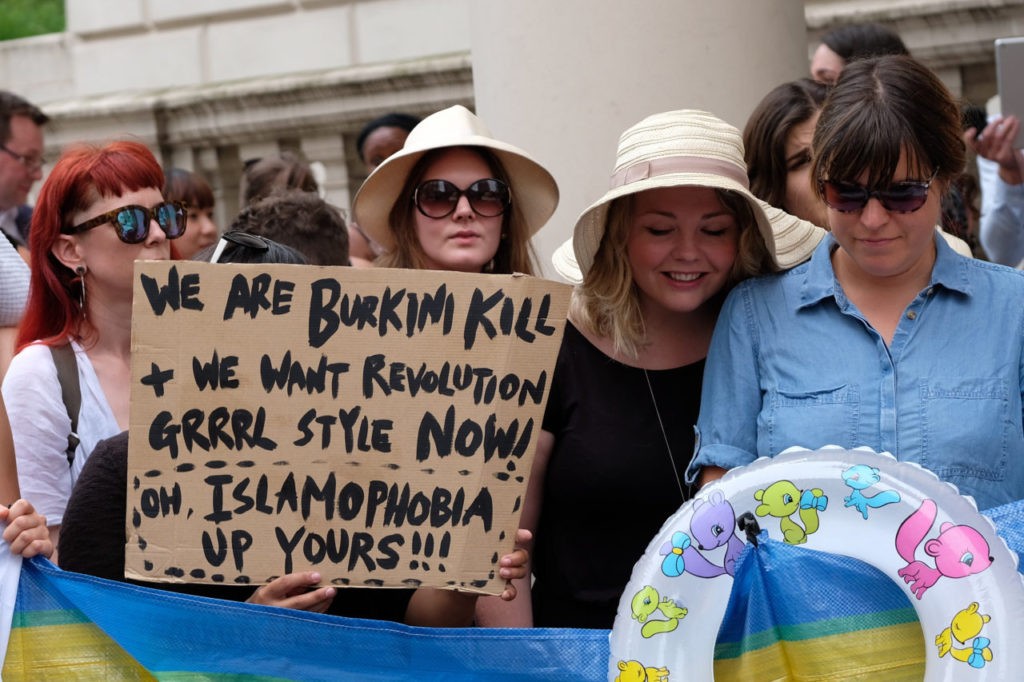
687, 233, 1024, 510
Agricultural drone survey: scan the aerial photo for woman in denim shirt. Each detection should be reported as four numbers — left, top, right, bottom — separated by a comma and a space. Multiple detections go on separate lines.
687, 55, 1024, 511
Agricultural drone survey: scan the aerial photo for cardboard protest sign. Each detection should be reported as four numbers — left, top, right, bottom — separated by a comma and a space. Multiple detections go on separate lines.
126, 262, 570, 595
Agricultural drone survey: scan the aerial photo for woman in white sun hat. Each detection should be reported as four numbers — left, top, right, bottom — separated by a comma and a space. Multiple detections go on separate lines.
352, 105, 558, 275
351, 104, 551, 609
477, 109, 820, 629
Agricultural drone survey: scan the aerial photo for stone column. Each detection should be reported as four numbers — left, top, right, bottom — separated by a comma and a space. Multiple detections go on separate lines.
234, 140, 283, 215
470, 0, 808, 280
189, 147, 226, 232
169, 146, 196, 172
215, 145, 242, 228
301, 133, 350, 209
238, 141, 282, 169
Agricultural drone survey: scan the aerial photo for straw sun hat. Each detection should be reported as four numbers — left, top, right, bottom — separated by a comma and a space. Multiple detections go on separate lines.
352, 105, 559, 252
551, 237, 583, 284
569, 109, 823, 279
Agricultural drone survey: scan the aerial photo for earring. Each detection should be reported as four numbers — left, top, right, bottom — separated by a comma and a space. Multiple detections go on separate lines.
75, 265, 87, 314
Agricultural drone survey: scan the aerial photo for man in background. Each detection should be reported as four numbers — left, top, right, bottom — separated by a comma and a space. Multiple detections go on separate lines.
0, 90, 48, 254
0, 91, 44, 374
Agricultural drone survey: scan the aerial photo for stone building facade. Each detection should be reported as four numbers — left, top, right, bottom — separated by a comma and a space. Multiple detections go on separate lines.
4, 0, 478, 227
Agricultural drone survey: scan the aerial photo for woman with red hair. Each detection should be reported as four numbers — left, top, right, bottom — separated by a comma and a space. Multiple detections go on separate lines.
1, 141, 185, 558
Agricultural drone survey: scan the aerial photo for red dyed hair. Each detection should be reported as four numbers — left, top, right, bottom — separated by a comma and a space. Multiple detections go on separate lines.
19, 141, 169, 350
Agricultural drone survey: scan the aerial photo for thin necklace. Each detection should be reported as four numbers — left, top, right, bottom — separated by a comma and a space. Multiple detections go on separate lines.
644, 368, 686, 502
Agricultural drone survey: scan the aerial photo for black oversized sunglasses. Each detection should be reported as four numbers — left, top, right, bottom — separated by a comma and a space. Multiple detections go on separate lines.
414, 178, 511, 219
63, 202, 187, 244
208, 230, 271, 263
818, 169, 939, 214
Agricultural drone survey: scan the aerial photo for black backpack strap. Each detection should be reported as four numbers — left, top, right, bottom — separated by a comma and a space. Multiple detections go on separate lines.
49, 343, 82, 468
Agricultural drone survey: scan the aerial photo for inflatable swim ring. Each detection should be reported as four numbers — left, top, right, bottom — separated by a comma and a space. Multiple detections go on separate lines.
609, 446, 1024, 681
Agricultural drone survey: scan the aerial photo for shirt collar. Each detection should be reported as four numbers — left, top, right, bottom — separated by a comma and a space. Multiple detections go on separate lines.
0, 207, 16, 229
796, 230, 972, 311
929, 230, 972, 295
0, 207, 18, 242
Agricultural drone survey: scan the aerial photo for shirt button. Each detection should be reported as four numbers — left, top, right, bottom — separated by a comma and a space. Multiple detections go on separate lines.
906, 311, 917, 320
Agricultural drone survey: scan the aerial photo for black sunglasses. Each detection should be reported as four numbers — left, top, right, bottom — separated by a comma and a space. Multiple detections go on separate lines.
208, 231, 270, 263
63, 202, 187, 244
818, 169, 939, 214
414, 178, 511, 219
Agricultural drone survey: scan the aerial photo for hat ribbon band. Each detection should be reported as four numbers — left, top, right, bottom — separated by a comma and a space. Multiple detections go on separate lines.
608, 156, 750, 190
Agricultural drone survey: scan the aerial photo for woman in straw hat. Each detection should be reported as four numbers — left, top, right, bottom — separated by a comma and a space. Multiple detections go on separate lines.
352, 105, 558, 275
687, 55, 1024, 511
477, 109, 817, 629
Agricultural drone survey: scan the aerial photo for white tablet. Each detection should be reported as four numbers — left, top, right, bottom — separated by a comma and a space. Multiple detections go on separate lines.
996, 36, 1024, 148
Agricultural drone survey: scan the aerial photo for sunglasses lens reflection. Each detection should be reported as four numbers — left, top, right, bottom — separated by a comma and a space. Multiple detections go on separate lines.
881, 184, 930, 213
112, 203, 187, 244
417, 180, 460, 218
158, 202, 187, 239
466, 179, 509, 217
115, 208, 149, 243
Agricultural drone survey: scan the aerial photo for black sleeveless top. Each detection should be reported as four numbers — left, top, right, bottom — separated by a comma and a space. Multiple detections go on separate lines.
533, 323, 703, 628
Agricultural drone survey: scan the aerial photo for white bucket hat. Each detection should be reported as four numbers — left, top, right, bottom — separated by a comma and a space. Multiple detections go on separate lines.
352, 105, 559, 252
571, 109, 822, 277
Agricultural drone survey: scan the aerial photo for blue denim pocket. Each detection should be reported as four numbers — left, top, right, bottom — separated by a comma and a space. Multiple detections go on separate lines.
920, 378, 1008, 482
763, 384, 860, 456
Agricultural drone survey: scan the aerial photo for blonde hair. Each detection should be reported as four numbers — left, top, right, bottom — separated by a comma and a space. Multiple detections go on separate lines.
571, 188, 775, 359
376, 147, 536, 274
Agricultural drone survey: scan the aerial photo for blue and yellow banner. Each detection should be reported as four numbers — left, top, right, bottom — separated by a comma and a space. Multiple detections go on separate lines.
2, 499, 1022, 681
714, 539, 926, 680
2, 557, 608, 681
